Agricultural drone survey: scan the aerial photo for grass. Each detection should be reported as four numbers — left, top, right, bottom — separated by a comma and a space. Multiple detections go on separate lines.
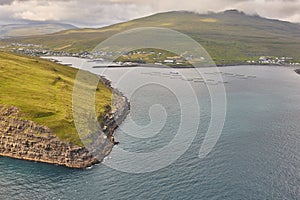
0, 23, 76, 38
0, 51, 112, 146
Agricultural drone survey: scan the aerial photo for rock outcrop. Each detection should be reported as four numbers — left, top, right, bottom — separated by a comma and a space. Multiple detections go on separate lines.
0, 105, 97, 168
0, 77, 130, 169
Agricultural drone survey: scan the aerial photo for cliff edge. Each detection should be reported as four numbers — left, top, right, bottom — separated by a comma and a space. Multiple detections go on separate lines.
0, 88, 129, 169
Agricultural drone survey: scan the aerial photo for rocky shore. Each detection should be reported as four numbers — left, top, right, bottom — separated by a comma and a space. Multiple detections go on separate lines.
0, 77, 130, 169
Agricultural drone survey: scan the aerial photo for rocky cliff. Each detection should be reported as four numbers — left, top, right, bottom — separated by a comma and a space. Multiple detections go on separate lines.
0, 77, 130, 169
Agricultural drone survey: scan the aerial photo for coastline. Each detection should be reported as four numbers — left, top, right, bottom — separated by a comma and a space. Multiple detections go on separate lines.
0, 76, 130, 169
41, 55, 300, 68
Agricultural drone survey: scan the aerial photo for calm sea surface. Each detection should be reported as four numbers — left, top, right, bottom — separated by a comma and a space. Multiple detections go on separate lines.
0, 57, 299, 199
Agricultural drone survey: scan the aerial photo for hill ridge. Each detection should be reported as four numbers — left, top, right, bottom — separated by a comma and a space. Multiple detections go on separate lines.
1, 10, 300, 65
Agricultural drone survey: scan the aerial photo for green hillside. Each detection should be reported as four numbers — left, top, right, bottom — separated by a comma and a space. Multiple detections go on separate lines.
0, 22, 76, 38
0, 52, 112, 145
2, 10, 300, 64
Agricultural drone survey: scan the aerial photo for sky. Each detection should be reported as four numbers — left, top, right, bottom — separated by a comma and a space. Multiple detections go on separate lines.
0, 0, 300, 27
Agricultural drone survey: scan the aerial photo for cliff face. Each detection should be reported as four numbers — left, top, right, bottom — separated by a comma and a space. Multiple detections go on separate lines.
0, 84, 130, 169
0, 105, 99, 168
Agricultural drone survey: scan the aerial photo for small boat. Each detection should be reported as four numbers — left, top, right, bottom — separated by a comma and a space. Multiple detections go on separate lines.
218, 81, 229, 84
194, 80, 205, 83
170, 76, 182, 80
181, 78, 193, 81
237, 76, 248, 79
205, 82, 218, 85
149, 72, 161, 76
171, 74, 182, 77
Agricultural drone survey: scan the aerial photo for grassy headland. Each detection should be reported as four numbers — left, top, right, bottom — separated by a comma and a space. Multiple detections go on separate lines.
0, 51, 112, 145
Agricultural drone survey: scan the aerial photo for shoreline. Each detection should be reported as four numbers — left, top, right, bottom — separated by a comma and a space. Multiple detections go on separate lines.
0, 75, 130, 169
41, 55, 300, 69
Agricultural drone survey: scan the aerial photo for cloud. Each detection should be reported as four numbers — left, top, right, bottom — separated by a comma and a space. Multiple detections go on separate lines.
231, 0, 300, 22
0, 0, 14, 5
0, 0, 299, 27
0, 0, 155, 26
154, 0, 300, 22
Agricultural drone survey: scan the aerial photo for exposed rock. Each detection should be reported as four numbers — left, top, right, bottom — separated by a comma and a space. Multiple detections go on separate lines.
0, 77, 130, 169
0, 105, 102, 168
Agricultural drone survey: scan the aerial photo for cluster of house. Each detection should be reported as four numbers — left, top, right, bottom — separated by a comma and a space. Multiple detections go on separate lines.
123, 50, 204, 65
0, 43, 40, 49
247, 56, 299, 65
12, 48, 76, 57
161, 56, 184, 65
7, 43, 133, 60
10, 46, 108, 59
161, 56, 206, 65
10, 43, 42, 48
5, 42, 207, 66
3, 43, 300, 66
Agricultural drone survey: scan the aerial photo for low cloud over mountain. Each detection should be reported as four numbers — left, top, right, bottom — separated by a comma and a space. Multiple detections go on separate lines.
0, 0, 299, 27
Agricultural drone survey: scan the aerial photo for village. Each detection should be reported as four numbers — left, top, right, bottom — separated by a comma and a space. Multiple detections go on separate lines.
2, 43, 300, 66
247, 56, 300, 66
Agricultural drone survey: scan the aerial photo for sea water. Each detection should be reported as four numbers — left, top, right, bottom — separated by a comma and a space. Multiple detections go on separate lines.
0, 58, 299, 199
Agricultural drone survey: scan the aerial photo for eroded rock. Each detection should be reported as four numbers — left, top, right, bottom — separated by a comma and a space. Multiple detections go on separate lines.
0, 81, 129, 168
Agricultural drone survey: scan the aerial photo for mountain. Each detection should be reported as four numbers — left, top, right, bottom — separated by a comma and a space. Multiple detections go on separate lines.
0, 22, 77, 38
2, 10, 300, 64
